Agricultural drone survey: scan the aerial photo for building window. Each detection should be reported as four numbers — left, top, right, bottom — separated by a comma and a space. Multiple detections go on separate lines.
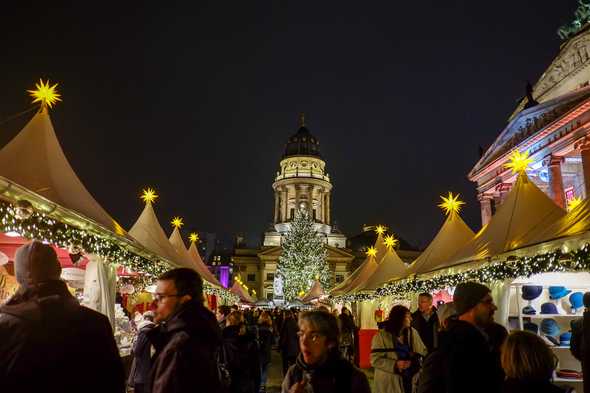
336, 274, 344, 283
247, 273, 256, 282
266, 292, 274, 301
290, 208, 295, 220
266, 273, 274, 281
239, 265, 247, 272
313, 209, 317, 220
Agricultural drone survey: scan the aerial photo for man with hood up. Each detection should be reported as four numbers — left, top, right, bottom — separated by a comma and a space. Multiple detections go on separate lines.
0, 241, 125, 393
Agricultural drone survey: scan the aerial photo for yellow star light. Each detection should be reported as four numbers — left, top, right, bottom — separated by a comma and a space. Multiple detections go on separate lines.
140, 188, 158, 204
504, 150, 533, 174
189, 232, 200, 243
375, 225, 386, 235
384, 234, 399, 249
568, 196, 583, 211
171, 216, 184, 228
366, 246, 377, 257
438, 192, 466, 216
28, 79, 62, 109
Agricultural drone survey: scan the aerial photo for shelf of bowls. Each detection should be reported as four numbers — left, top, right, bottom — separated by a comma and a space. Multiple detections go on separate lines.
507, 272, 589, 391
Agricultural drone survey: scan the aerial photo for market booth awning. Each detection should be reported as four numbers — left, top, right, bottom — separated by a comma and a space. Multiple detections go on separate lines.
230, 280, 255, 303
353, 245, 407, 293
302, 279, 326, 303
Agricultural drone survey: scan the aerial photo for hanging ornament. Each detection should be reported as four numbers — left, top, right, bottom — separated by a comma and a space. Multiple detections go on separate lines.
14, 199, 34, 220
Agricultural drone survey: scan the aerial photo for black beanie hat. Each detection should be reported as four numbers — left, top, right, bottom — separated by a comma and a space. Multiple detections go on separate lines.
15, 241, 62, 289
453, 282, 490, 315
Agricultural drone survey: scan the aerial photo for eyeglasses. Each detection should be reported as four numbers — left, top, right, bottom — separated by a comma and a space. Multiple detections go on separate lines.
297, 331, 324, 343
154, 293, 181, 302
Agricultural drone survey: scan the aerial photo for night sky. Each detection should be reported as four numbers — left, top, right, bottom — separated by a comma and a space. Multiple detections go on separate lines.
0, 2, 580, 249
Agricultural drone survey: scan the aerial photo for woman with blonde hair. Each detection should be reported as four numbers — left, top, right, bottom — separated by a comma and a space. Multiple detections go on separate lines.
501, 330, 569, 393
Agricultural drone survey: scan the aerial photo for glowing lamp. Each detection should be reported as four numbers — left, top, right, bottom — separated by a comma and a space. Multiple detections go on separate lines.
28, 78, 61, 109
438, 192, 465, 216
504, 150, 533, 174
140, 188, 158, 204
366, 246, 377, 257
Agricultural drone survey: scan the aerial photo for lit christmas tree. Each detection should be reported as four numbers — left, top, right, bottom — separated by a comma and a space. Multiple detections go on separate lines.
277, 208, 330, 301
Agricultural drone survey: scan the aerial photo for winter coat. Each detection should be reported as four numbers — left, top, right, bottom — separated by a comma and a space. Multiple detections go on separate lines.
258, 324, 274, 366
280, 316, 300, 357
130, 321, 155, 386
223, 324, 261, 393
411, 308, 438, 352
570, 318, 584, 362
147, 300, 223, 393
281, 351, 371, 393
502, 378, 569, 393
0, 280, 125, 393
370, 327, 427, 393
417, 319, 501, 393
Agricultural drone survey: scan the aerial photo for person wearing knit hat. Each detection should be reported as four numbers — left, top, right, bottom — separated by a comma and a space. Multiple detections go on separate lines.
453, 281, 497, 326
0, 241, 125, 392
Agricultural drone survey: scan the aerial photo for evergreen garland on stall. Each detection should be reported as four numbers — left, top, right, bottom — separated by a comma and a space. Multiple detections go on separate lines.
277, 208, 330, 301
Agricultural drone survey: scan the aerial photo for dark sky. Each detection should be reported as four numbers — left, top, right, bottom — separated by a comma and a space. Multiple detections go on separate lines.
0, 1, 580, 248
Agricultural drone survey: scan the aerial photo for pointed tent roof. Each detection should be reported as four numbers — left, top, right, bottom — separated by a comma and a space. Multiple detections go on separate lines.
448, 173, 566, 266
330, 232, 385, 296
302, 280, 325, 303
169, 227, 221, 287
353, 247, 407, 292
230, 281, 255, 303
128, 202, 193, 269
186, 239, 224, 287
0, 109, 127, 236
406, 212, 475, 276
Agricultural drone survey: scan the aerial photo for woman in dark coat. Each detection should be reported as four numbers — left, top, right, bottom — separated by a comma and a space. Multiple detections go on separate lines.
258, 311, 274, 392
223, 311, 261, 393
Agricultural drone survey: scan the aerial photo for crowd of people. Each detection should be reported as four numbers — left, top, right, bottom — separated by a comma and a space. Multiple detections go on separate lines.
0, 241, 587, 393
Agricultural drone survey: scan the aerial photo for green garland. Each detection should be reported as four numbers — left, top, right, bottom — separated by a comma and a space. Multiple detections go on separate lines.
0, 200, 238, 302
332, 244, 590, 302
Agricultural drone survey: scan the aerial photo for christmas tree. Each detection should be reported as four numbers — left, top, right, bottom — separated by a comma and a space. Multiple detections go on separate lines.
277, 208, 330, 301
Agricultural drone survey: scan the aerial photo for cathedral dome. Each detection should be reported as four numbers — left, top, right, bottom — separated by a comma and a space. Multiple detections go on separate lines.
283, 114, 321, 158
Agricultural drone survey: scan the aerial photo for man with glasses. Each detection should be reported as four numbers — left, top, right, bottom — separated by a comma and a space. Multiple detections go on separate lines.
147, 268, 223, 393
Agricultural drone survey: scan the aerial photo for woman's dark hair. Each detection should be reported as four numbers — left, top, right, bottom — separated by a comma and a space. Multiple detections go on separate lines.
158, 268, 203, 303
298, 310, 340, 348
385, 305, 410, 337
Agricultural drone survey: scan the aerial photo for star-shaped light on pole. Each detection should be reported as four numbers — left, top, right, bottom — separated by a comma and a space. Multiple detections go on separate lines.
504, 150, 533, 174
140, 188, 158, 204
568, 196, 583, 211
438, 192, 465, 216
28, 79, 62, 109
188, 232, 200, 244
384, 234, 399, 249
366, 246, 377, 258
171, 216, 184, 229
375, 225, 386, 235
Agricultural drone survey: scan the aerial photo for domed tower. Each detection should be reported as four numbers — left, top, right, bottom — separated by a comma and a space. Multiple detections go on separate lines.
264, 114, 346, 248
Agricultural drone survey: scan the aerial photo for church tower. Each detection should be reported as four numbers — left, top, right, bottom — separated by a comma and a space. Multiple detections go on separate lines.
264, 114, 346, 248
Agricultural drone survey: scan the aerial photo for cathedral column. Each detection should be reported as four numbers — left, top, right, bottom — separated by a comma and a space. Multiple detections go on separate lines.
282, 188, 288, 222
273, 191, 279, 223
579, 139, 590, 198
545, 155, 565, 209
326, 192, 331, 225
478, 193, 493, 227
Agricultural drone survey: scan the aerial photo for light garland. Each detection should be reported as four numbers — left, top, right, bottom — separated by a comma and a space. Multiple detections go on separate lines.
332, 244, 590, 302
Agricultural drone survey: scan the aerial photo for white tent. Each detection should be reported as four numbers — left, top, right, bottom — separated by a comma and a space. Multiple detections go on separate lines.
302, 280, 325, 303
169, 227, 222, 287
330, 232, 385, 296
230, 281, 255, 303
406, 211, 475, 276
447, 173, 566, 268
129, 202, 194, 269
187, 241, 224, 287
352, 247, 408, 292
0, 108, 127, 236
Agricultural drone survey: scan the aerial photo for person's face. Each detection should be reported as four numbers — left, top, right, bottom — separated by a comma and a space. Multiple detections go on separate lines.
298, 319, 330, 366
418, 296, 433, 313
473, 293, 497, 327
403, 312, 412, 328
154, 280, 189, 323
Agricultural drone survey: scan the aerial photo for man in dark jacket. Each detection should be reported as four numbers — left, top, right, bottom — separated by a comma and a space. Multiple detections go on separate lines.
280, 310, 300, 375
411, 292, 439, 353
0, 241, 125, 393
148, 268, 224, 393
417, 282, 501, 393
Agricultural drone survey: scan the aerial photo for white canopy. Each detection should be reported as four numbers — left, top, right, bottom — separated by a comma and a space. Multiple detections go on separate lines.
448, 173, 566, 266
0, 108, 126, 236
353, 247, 407, 292
406, 212, 475, 276
302, 280, 325, 303
187, 241, 223, 287
230, 281, 255, 303
128, 202, 193, 269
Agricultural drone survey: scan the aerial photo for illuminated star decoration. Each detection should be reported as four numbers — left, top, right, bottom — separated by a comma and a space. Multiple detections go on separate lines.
140, 188, 158, 204
384, 234, 399, 249
375, 225, 386, 235
438, 192, 466, 216
568, 196, 583, 211
366, 246, 377, 257
188, 232, 200, 243
504, 150, 533, 174
171, 216, 184, 229
28, 79, 62, 109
